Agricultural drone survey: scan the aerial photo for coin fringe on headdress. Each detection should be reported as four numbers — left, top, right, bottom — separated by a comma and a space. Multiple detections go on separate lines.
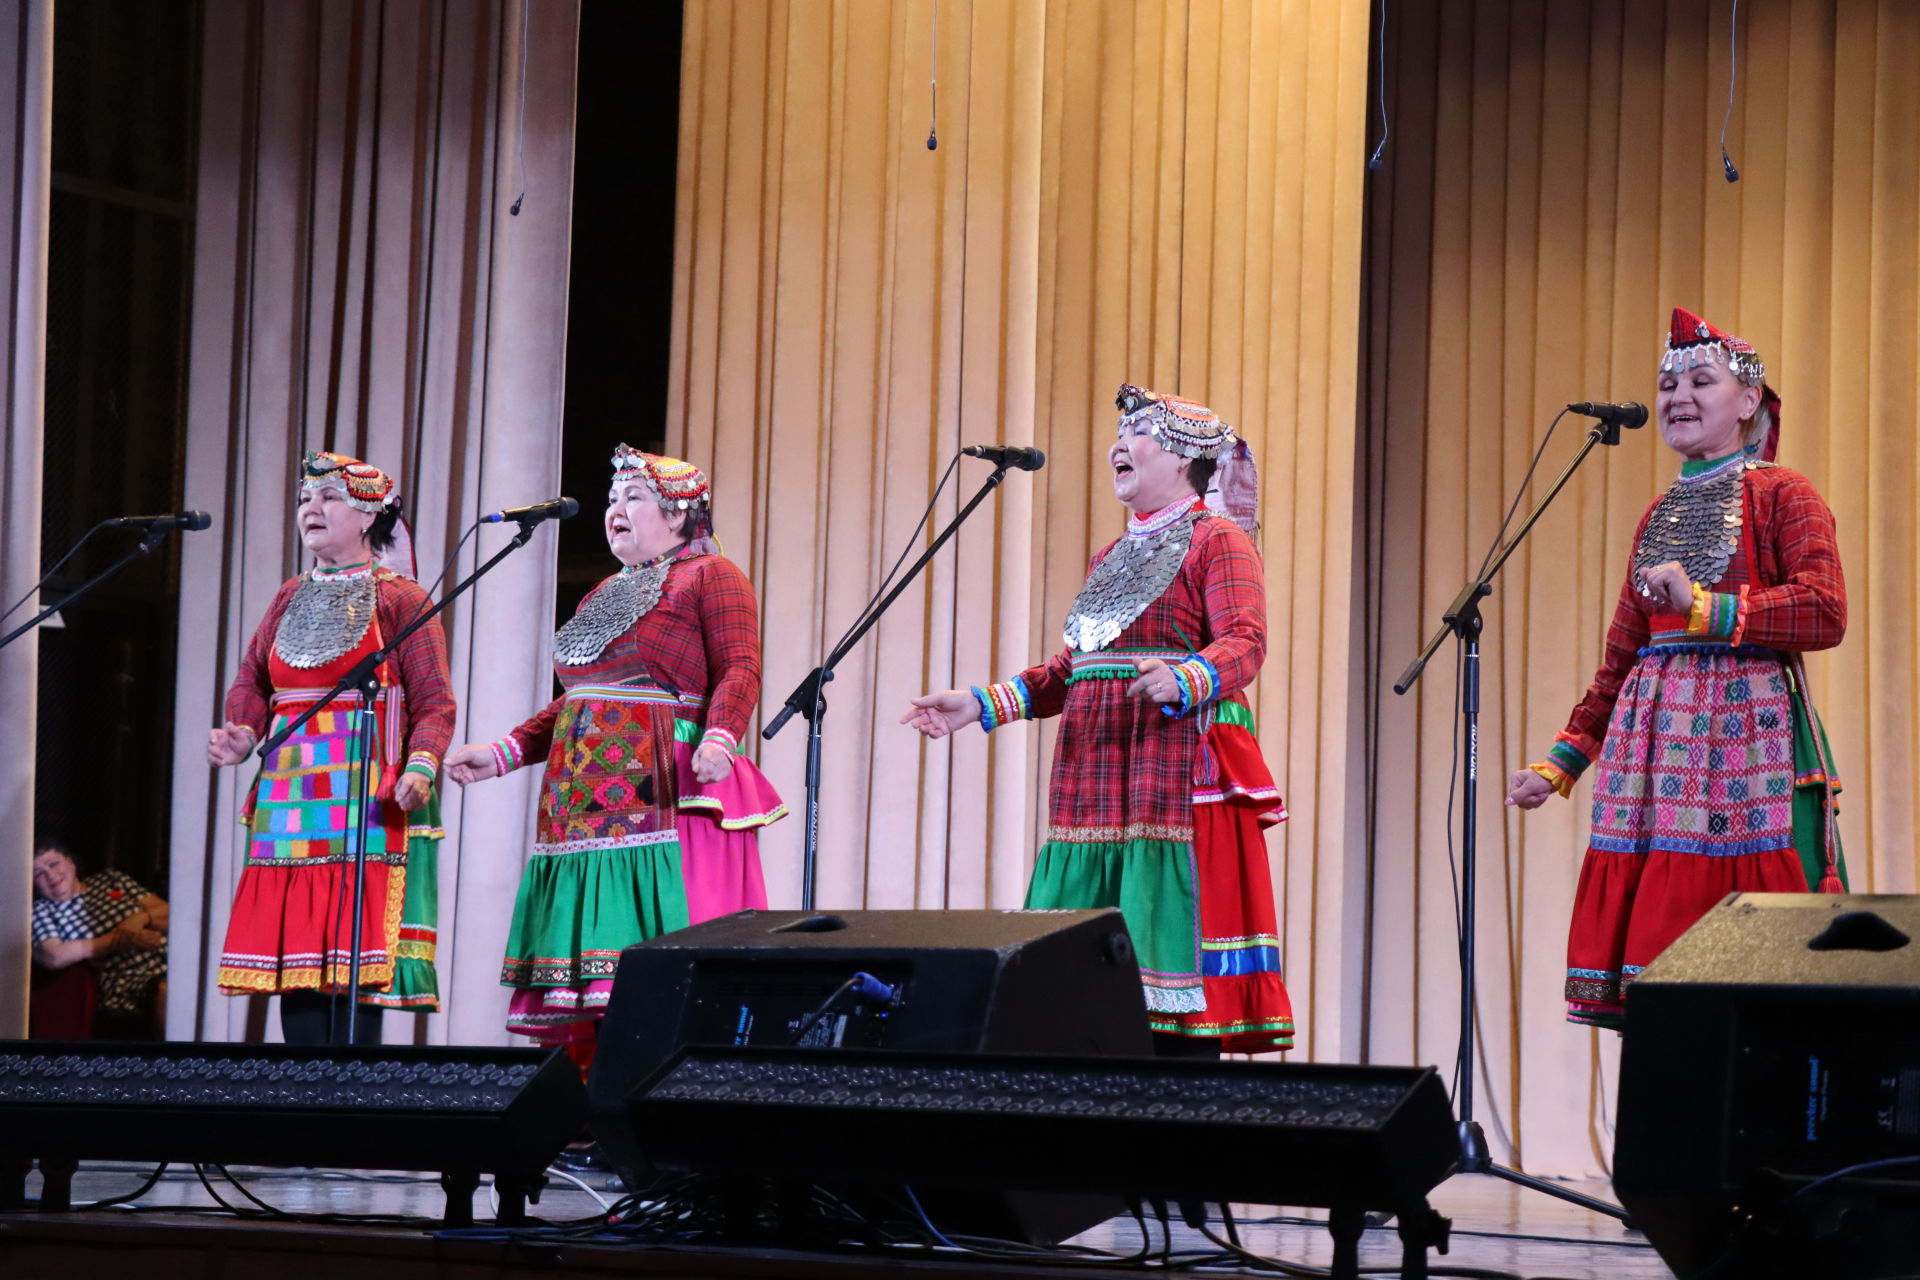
301, 450, 398, 516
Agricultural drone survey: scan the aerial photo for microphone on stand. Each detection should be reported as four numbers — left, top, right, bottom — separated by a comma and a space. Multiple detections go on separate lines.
107, 511, 213, 531
480, 497, 579, 525
1567, 401, 1649, 430
960, 444, 1046, 471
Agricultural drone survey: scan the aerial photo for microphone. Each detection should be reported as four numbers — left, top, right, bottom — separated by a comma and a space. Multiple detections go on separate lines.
1567, 401, 1649, 430
961, 444, 1046, 471
480, 496, 579, 525
108, 511, 212, 531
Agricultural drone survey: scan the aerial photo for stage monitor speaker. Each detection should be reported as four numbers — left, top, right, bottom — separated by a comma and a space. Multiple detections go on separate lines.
630, 1047, 1457, 1280
589, 907, 1154, 1242
0, 1041, 586, 1226
1614, 893, 1920, 1279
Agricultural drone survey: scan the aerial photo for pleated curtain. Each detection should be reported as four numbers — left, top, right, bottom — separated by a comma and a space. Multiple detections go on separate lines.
667, 0, 1375, 1060
0, 0, 53, 1038
165, 0, 580, 1046
1365, 0, 1920, 1177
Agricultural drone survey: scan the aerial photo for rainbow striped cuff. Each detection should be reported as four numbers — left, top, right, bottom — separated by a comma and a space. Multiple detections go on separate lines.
487, 735, 525, 778
403, 750, 440, 782
1686, 584, 1747, 642
1159, 655, 1222, 719
972, 678, 1033, 733
1531, 734, 1592, 798
700, 725, 740, 754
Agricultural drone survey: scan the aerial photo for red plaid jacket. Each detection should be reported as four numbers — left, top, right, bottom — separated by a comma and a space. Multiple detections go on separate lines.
507, 553, 763, 761
1550, 464, 1846, 775
224, 569, 457, 770
1009, 515, 1268, 833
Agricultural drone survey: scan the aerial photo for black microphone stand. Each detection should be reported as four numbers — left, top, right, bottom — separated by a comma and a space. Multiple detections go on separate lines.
0, 526, 175, 651
1393, 416, 1633, 1222
764, 461, 1016, 909
256, 518, 546, 1042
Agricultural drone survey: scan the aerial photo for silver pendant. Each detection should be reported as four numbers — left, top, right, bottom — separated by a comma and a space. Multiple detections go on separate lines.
274, 573, 379, 669
554, 564, 669, 665
1061, 513, 1199, 653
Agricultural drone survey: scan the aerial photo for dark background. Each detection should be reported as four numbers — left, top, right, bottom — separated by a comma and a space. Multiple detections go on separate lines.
32, 1, 683, 901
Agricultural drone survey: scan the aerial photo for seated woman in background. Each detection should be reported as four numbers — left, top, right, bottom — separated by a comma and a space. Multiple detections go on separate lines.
29, 840, 169, 1039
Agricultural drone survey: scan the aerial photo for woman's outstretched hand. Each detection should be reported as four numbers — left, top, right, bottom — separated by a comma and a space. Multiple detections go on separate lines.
1506, 769, 1555, 810
901, 690, 982, 740
445, 743, 502, 787
207, 721, 254, 767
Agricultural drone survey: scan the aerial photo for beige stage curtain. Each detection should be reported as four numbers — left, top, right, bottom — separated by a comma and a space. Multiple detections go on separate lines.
0, 0, 53, 1039
166, 0, 578, 1046
670, 0, 1374, 1061
1364, 0, 1920, 1178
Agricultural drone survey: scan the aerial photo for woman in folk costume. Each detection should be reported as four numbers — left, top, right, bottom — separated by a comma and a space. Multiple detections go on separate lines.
904, 385, 1293, 1056
446, 447, 785, 1060
1507, 308, 1848, 1029
207, 451, 454, 1045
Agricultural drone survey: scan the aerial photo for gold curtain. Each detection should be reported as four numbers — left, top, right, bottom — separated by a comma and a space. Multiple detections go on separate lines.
671, 0, 1373, 1060
1364, 0, 1920, 1178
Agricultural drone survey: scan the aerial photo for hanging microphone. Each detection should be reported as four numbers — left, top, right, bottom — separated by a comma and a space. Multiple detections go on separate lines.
1567, 401, 1649, 430
961, 444, 1046, 471
108, 511, 212, 531
480, 496, 579, 525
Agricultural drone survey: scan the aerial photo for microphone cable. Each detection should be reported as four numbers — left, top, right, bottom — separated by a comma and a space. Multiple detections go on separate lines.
0, 518, 115, 625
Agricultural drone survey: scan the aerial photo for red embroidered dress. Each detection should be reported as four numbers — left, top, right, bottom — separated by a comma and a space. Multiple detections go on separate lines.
1532, 455, 1848, 1026
494, 551, 786, 1041
217, 565, 454, 1001
976, 497, 1294, 1052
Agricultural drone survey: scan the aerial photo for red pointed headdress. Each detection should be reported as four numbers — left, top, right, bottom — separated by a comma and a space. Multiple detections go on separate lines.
1660, 307, 1780, 461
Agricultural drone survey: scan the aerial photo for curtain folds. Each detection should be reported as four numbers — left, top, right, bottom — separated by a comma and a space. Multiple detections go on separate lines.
669, 0, 1373, 1061
167, 0, 579, 1045
1363, 0, 1920, 1178
0, 0, 54, 1039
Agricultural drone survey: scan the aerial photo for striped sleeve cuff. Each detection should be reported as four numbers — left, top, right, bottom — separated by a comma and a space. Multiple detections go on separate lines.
1686, 583, 1749, 645
1529, 734, 1593, 798
1689, 587, 1751, 652
973, 678, 1033, 733
403, 750, 440, 782
1159, 655, 1222, 719
487, 735, 525, 777
700, 725, 740, 754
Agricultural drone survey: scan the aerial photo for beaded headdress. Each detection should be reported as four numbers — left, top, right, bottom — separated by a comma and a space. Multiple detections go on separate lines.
1659, 307, 1781, 462
301, 450, 399, 514
1115, 383, 1260, 535
611, 444, 718, 552
1115, 384, 1240, 460
299, 449, 413, 576
1660, 307, 1764, 386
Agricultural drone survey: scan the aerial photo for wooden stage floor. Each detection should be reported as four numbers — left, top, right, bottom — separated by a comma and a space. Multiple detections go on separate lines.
0, 1161, 1674, 1279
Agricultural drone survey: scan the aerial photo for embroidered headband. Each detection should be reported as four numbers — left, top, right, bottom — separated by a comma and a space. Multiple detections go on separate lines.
301, 450, 399, 515
1659, 307, 1780, 462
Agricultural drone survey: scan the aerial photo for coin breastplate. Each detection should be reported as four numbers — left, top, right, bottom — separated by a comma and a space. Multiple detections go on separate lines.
1631, 458, 1764, 590
553, 563, 670, 666
1061, 511, 1199, 653
274, 572, 380, 669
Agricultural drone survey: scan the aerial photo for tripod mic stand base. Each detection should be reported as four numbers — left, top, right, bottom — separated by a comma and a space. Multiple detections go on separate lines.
1454, 1120, 1631, 1222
